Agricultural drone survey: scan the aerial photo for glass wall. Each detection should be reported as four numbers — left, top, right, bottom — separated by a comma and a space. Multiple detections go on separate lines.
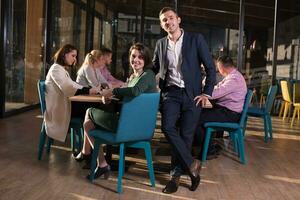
93, 16, 102, 49
244, 1, 275, 106
274, 5, 300, 81
102, 21, 112, 49
0, 0, 111, 117
51, 0, 86, 79
4, 0, 44, 112
116, 13, 138, 81
1, 0, 299, 117
93, 1, 105, 49
143, 17, 161, 53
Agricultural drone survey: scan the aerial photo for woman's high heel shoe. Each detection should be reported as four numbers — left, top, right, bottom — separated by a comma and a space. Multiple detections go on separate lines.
74, 152, 91, 162
87, 165, 111, 180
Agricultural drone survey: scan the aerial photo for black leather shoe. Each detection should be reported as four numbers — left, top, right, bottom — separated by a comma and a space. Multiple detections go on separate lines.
189, 159, 201, 191
74, 152, 91, 162
87, 165, 111, 180
162, 176, 180, 194
190, 174, 201, 191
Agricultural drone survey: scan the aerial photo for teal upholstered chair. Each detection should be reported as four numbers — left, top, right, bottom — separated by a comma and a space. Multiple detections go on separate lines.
88, 93, 160, 193
247, 85, 278, 142
201, 90, 253, 164
37, 80, 83, 160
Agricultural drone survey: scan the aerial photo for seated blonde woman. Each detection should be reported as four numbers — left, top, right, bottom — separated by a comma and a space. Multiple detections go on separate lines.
75, 43, 157, 179
76, 49, 110, 89
72, 50, 111, 119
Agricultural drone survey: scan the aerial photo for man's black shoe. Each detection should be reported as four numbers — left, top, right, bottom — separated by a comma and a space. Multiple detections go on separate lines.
162, 176, 180, 194
189, 159, 201, 191
189, 174, 201, 191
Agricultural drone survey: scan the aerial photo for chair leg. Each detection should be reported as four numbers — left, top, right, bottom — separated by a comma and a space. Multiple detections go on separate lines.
263, 115, 269, 143
46, 138, 53, 154
259, 95, 265, 108
144, 142, 155, 187
276, 99, 282, 115
118, 143, 125, 193
120, 144, 126, 178
73, 127, 83, 153
243, 116, 248, 136
79, 127, 84, 151
283, 102, 289, 121
267, 114, 273, 140
89, 139, 100, 182
278, 102, 284, 117
70, 128, 75, 153
252, 92, 259, 106
231, 133, 238, 154
287, 104, 293, 121
38, 123, 47, 160
290, 108, 297, 127
237, 130, 246, 164
201, 128, 212, 163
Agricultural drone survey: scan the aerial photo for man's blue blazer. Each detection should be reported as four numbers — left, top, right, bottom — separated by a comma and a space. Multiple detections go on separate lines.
152, 32, 216, 99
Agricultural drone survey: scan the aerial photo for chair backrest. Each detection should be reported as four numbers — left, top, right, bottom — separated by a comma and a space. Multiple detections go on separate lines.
280, 80, 291, 103
239, 90, 253, 128
115, 93, 160, 143
293, 82, 300, 104
37, 80, 46, 115
264, 85, 278, 113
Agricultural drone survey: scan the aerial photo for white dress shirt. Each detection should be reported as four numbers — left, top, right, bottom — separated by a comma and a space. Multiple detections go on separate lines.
166, 30, 185, 88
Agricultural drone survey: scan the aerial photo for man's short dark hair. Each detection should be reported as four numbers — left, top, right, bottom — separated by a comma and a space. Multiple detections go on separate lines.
159, 7, 178, 17
217, 55, 235, 68
100, 47, 112, 55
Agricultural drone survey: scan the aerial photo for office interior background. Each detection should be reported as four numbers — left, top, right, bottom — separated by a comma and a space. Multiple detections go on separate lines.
0, 0, 299, 118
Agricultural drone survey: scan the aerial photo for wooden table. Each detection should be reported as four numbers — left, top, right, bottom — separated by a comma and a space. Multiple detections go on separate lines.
69, 95, 104, 102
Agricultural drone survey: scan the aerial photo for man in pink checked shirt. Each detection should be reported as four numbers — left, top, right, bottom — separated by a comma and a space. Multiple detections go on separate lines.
99, 47, 125, 88
194, 55, 247, 159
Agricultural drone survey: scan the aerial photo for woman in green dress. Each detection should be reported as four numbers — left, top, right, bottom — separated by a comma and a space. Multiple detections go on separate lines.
76, 43, 157, 179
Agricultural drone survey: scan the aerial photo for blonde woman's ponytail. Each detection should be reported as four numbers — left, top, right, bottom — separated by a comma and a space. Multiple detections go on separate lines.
81, 49, 103, 67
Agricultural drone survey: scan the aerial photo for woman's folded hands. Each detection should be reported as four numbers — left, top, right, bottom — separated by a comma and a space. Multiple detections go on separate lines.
89, 85, 102, 95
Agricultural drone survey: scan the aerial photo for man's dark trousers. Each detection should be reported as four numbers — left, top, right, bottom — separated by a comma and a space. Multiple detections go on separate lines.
161, 85, 201, 176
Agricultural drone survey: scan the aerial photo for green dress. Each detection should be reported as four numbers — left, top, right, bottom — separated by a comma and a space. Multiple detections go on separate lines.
88, 69, 157, 132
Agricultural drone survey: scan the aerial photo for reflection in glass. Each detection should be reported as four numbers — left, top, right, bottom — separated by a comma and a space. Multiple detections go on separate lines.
5, 0, 44, 112
103, 21, 112, 49
51, 0, 86, 80
93, 17, 102, 49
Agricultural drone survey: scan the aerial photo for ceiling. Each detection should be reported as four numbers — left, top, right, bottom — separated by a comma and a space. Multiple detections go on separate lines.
104, 0, 300, 29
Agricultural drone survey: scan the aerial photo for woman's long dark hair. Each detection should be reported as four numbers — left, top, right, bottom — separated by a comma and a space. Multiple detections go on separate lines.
53, 44, 78, 67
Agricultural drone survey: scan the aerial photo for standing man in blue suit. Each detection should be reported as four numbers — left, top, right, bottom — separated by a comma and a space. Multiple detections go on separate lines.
152, 7, 216, 194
